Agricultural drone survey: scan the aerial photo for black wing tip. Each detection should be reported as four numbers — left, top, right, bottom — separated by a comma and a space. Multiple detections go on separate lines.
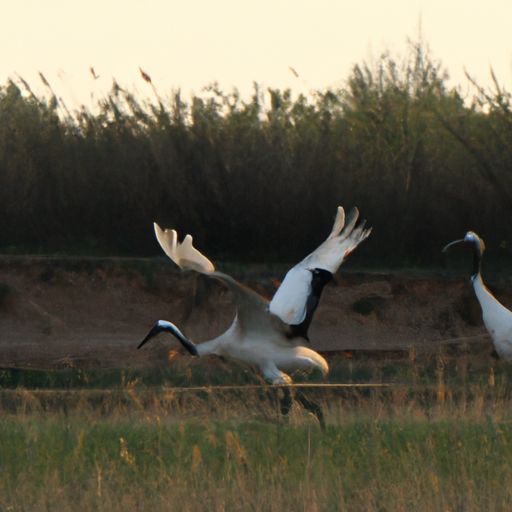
285, 325, 310, 342
309, 268, 333, 281
288, 268, 333, 340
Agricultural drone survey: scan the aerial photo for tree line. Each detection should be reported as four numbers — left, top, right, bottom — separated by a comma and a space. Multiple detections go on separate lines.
1, 42, 512, 266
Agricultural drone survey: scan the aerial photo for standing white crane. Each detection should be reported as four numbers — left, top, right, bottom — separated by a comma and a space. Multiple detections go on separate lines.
138, 206, 371, 425
443, 231, 512, 359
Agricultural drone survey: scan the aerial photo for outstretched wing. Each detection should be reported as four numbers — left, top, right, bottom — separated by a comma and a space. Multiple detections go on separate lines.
269, 206, 371, 338
154, 224, 215, 273
153, 223, 283, 334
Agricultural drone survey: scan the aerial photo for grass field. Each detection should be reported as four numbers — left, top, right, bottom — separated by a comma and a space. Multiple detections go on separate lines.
1, 355, 512, 511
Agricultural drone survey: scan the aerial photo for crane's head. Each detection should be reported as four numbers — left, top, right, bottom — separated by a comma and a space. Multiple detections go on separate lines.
137, 320, 198, 356
463, 231, 486, 254
442, 231, 486, 277
442, 231, 486, 255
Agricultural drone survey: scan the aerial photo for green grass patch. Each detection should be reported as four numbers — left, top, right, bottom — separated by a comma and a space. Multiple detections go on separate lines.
1, 410, 512, 511
1, 356, 511, 510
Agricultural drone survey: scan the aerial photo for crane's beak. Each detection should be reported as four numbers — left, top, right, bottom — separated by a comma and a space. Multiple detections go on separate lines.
137, 324, 161, 349
442, 239, 465, 253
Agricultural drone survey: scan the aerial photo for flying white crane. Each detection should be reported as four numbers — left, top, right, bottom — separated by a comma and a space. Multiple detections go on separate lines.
443, 231, 512, 359
138, 206, 371, 424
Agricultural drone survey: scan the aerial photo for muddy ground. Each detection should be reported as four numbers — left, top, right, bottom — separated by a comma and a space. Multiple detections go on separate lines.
0, 255, 508, 370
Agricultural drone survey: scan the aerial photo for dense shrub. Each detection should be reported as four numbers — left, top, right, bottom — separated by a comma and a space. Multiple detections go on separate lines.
1, 42, 511, 265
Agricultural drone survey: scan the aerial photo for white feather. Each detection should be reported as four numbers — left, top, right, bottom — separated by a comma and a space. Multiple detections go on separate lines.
328, 206, 345, 239
153, 223, 215, 273
269, 267, 312, 324
269, 206, 371, 325
473, 274, 512, 359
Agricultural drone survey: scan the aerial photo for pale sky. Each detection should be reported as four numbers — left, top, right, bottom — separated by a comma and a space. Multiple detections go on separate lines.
1, 0, 512, 109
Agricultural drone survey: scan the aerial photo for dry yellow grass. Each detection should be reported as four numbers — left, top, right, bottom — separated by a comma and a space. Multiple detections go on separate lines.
1, 374, 512, 511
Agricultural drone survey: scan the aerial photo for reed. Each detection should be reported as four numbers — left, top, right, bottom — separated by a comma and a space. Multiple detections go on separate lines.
1, 40, 512, 265
1, 374, 512, 511
0, 352, 510, 508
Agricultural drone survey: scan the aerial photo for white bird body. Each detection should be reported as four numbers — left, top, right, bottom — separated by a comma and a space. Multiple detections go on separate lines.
444, 231, 512, 360
139, 206, 371, 384
195, 317, 328, 383
472, 273, 512, 359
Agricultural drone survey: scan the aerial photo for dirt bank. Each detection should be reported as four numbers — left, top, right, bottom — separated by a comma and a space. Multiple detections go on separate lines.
0, 256, 506, 369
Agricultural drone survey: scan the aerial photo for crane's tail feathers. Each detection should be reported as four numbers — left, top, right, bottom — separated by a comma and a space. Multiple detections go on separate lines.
153, 223, 215, 273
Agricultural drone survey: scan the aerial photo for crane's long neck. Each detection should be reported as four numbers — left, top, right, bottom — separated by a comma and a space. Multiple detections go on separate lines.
471, 270, 512, 332
471, 244, 482, 279
469, 238, 492, 309
138, 320, 199, 355
468, 244, 498, 314
471, 272, 494, 307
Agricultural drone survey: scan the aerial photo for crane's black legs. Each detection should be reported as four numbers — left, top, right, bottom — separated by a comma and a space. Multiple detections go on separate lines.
295, 389, 325, 431
275, 387, 325, 431
279, 386, 294, 415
